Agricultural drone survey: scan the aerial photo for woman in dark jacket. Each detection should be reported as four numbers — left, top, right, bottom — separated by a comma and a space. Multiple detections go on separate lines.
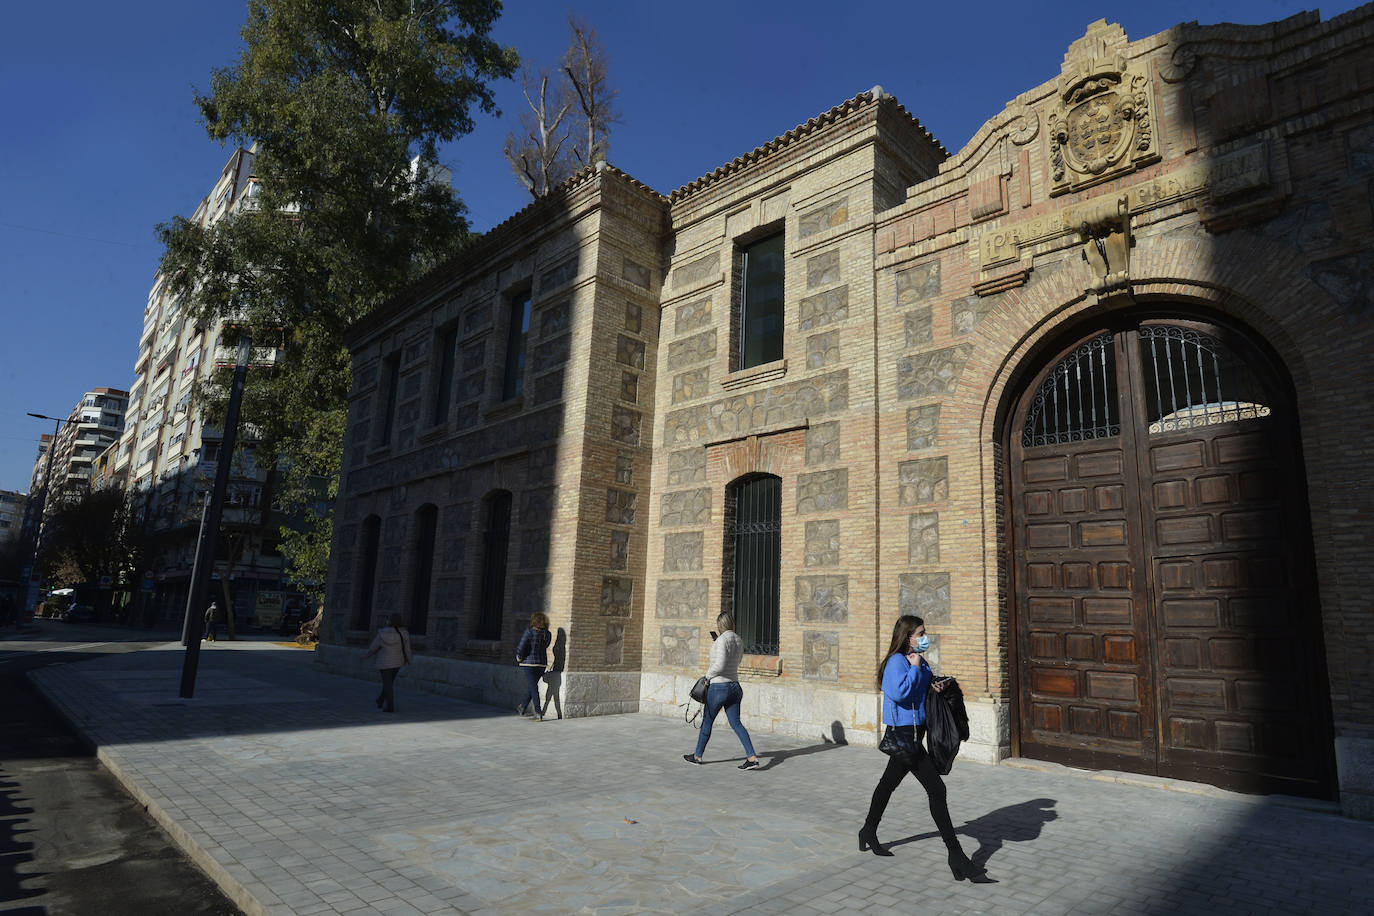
860, 615, 992, 882
515, 612, 552, 720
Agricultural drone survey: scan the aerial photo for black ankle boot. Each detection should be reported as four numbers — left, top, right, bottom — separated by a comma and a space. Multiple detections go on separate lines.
858, 825, 893, 857
947, 850, 994, 882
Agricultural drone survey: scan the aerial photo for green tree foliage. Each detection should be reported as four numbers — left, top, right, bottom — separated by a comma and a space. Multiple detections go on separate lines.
40, 488, 142, 590
157, 0, 517, 595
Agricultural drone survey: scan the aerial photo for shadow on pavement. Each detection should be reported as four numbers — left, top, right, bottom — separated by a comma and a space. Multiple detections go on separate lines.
0, 777, 45, 907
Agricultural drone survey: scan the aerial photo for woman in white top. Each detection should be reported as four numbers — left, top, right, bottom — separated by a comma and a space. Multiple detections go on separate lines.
683, 612, 761, 769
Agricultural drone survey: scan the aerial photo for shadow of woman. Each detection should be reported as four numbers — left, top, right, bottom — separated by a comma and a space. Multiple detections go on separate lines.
540, 627, 567, 720
889, 797, 1058, 867
756, 722, 849, 769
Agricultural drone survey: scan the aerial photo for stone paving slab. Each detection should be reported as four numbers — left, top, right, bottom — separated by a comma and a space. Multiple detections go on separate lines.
28, 641, 1374, 916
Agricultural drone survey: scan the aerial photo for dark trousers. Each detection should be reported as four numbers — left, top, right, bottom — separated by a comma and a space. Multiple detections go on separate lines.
204, 621, 217, 641
377, 667, 399, 711
865, 726, 959, 851
520, 666, 544, 715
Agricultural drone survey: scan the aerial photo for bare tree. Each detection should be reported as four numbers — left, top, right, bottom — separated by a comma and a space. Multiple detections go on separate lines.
503, 65, 575, 197
562, 15, 619, 167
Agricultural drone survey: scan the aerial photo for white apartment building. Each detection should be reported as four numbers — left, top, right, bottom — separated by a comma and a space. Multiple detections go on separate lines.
110, 147, 288, 628
48, 388, 129, 495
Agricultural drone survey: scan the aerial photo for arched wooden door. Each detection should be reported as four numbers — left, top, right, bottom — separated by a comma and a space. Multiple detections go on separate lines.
1008, 316, 1333, 797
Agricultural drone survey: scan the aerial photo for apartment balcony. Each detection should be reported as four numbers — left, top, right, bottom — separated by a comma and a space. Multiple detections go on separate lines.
213, 345, 283, 370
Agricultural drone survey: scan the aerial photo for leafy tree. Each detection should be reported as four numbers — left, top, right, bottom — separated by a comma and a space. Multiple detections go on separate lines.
39, 488, 141, 610
157, 0, 517, 600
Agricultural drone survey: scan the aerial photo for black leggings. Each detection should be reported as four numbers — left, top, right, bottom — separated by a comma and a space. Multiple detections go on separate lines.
865, 726, 959, 851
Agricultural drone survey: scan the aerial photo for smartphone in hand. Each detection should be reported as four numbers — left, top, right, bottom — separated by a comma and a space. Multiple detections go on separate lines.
709, 630, 718, 640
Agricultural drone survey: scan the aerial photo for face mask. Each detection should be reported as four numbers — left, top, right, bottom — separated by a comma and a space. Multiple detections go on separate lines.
915, 635, 930, 653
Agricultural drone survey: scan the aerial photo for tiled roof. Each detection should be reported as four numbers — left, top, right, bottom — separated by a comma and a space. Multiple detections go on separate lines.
667, 89, 947, 202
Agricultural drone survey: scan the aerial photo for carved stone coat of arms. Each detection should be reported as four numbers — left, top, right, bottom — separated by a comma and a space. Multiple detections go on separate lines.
1048, 53, 1160, 195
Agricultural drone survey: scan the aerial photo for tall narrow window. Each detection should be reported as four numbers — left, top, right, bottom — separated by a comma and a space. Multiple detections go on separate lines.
380, 355, 400, 445
352, 515, 382, 630
739, 233, 785, 370
724, 474, 781, 655
432, 326, 457, 426
502, 293, 532, 400
409, 504, 437, 635
475, 490, 512, 640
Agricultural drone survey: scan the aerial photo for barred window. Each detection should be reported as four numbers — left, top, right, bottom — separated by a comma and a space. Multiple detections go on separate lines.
1023, 333, 1120, 447
723, 474, 781, 655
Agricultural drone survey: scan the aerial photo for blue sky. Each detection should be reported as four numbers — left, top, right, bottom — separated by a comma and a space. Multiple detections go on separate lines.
0, 0, 1360, 493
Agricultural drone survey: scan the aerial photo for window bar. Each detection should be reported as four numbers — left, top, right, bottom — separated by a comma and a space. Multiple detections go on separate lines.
1100, 337, 1112, 432
1193, 335, 1208, 423
1052, 369, 1061, 443
1212, 345, 1226, 421
1087, 339, 1099, 435
1147, 332, 1163, 425
1179, 335, 1194, 423
1074, 354, 1084, 437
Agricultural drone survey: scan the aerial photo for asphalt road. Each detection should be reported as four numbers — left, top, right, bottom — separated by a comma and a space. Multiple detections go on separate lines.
0, 619, 240, 915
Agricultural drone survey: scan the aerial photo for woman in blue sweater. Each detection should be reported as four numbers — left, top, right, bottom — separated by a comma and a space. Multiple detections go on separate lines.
860, 615, 991, 882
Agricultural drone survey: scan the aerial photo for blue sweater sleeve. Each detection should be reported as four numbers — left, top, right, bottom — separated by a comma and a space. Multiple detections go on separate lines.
882, 654, 932, 726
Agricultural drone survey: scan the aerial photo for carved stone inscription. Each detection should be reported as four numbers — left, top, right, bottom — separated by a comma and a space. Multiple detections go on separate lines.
663, 369, 849, 446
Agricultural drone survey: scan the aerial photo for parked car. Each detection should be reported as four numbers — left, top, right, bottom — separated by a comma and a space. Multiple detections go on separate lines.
62, 603, 96, 623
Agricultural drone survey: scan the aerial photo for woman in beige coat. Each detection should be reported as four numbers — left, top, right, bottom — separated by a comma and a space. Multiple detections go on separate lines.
363, 613, 412, 712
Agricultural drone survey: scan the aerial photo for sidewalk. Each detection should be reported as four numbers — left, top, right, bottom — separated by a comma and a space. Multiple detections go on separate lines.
28, 640, 1374, 916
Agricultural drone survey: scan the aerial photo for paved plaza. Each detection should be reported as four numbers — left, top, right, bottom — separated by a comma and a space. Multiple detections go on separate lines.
27, 640, 1374, 915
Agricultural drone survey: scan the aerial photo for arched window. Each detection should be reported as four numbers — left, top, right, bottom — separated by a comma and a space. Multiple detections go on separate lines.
352, 515, 381, 630
409, 504, 437, 635
723, 474, 781, 655
475, 490, 512, 640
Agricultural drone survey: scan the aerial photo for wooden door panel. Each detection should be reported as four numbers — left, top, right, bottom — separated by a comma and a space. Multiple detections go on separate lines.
1013, 320, 1332, 797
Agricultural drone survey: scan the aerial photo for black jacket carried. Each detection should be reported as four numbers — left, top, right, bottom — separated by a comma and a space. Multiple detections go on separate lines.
924, 677, 970, 775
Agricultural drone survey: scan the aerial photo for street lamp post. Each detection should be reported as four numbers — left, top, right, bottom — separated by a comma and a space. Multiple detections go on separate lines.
22, 411, 65, 615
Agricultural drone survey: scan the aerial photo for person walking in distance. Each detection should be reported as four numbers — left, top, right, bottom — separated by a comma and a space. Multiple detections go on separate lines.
683, 612, 762, 770
203, 601, 219, 642
859, 614, 992, 882
515, 612, 552, 720
363, 613, 412, 713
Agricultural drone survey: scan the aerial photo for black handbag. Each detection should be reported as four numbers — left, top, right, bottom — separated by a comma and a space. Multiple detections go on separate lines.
690, 676, 710, 704
878, 725, 919, 759
878, 689, 920, 760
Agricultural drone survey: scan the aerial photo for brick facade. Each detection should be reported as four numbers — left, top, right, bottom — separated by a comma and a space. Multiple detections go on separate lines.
321, 7, 1374, 817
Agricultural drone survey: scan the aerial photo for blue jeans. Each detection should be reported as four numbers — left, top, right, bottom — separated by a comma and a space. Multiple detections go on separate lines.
695, 681, 756, 759
521, 666, 544, 715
